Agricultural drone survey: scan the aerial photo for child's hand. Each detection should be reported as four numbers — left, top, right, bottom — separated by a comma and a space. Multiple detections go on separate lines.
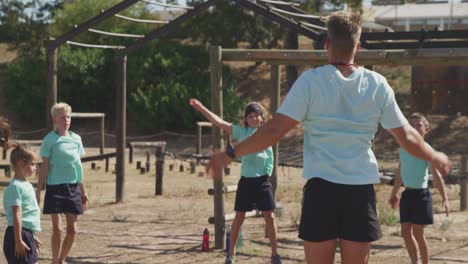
15, 240, 30, 258
442, 199, 449, 216
388, 194, 399, 209
82, 193, 89, 211
34, 236, 42, 254
189, 98, 203, 111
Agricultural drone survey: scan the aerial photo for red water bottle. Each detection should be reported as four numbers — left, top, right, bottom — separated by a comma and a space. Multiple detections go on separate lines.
201, 228, 210, 252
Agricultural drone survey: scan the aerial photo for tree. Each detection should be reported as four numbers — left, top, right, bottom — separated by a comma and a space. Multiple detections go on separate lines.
0, 0, 65, 56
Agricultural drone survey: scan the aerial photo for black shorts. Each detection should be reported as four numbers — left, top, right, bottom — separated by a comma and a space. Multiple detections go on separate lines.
299, 177, 381, 242
3, 226, 38, 264
234, 176, 276, 212
400, 188, 433, 225
43, 184, 83, 215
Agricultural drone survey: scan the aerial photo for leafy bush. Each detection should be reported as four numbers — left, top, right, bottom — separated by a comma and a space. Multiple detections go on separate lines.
4, 40, 243, 132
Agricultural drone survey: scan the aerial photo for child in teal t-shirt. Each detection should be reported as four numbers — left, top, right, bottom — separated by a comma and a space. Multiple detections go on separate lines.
389, 113, 449, 264
2, 139, 42, 264
189, 99, 280, 264
37, 102, 88, 264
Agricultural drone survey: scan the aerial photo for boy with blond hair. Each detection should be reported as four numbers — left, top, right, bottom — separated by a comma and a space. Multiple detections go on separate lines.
389, 113, 449, 264
206, 11, 451, 264
37, 102, 88, 264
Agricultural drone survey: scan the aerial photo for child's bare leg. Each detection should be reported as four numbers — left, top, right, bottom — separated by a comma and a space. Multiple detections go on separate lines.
229, 211, 246, 256
412, 225, 429, 264
263, 211, 278, 256
51, 214, 63, 264
401, 223, 419, 263
58, 214, 78, 263
339, 239, 371, 264
303, 239, 336, 264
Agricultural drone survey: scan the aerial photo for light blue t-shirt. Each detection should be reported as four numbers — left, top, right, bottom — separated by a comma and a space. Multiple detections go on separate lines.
40, 130, 85, 185
277, 65, 408, 185
399, 143, 431, 189
232, 125, 274, 177
3, 178, 41, 232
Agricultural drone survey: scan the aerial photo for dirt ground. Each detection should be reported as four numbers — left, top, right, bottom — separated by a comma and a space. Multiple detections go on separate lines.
0, 146, 467, 264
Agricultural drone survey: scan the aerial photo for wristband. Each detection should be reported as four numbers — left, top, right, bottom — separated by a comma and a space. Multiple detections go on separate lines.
225, 143, 236, 159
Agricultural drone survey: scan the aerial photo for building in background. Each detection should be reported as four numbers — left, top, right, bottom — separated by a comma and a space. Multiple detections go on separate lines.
368, 1, 468, 31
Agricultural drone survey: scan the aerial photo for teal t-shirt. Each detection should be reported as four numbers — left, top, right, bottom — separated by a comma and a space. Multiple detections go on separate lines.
40, 130, 85, 185
232, 125, 274, 177
3, 178, 41, 232
277, 65, 408, 185
399, 143, 431, 189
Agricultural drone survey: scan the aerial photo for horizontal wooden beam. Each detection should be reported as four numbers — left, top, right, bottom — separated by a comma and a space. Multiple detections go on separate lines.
221, 48, 468, 66
361, 29, 468, 41
71, 112, 105, 118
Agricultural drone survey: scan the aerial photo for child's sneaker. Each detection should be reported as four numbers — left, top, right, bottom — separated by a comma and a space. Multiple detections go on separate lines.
225, 254, 235, 264
271, 254, 282, 264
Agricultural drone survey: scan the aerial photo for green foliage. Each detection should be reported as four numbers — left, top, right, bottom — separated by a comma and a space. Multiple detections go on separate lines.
4, 52, 48, 126
184, 0, 284, 49
0, 0, 56, 56
127, 40, 242, 132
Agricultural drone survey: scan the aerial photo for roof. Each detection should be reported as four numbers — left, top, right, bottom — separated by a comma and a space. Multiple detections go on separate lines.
370, 2, 468, 20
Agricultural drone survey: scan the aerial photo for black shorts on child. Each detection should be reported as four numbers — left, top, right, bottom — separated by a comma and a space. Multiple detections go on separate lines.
400, 188, 433, 225
234, 175, 276, 212
3, 226, 37, 264
299, 177, 382, 242
43, 183, 83, 215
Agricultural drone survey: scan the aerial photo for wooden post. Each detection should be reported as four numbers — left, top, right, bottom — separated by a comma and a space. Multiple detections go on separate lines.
145, 152, 150, 172
115, 53, 127, 203
128, 143, 134, 164
100, 115, 105, 154
46, 45, 58, 131
270, 64, 281, 197
210, 46, 225, 249
190, 161, 196, 174
196, 124, 202, 164
105, 158, 109, 172
155, 145, 165, 196
461, 156, 468, 211
2, 148, 6, 160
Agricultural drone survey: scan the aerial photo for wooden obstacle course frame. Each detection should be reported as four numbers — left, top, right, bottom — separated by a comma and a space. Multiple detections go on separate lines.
71, 112, 106, 154
81, 152, 116, 172
127, 141, 166, 164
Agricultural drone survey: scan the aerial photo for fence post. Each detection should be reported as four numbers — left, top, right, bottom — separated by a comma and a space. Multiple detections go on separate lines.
155, 145, 165, 196
2, 148, 6, 160
461, 155, 468, 211
210, 45, 225, 249
128, 143, 134, 164
146, 152, 150, 172
197, 124, 202, 165
100, 115, 105, 155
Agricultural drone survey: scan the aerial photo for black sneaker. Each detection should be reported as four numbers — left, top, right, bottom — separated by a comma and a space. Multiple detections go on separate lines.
225, 254, 235, 264
271, 254, 282, 264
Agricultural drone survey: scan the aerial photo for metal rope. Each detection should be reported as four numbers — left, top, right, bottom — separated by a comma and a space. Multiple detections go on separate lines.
258, 0, 300, 7
66, 41, 126, 49
114, 14, 169, 24
141, 0, 194, 9
88, 28, 145, 38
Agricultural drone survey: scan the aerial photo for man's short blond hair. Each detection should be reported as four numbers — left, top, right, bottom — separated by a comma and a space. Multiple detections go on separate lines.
50, 102, 72, 118
410, 112, 430, 130
326, 11, 363, 56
